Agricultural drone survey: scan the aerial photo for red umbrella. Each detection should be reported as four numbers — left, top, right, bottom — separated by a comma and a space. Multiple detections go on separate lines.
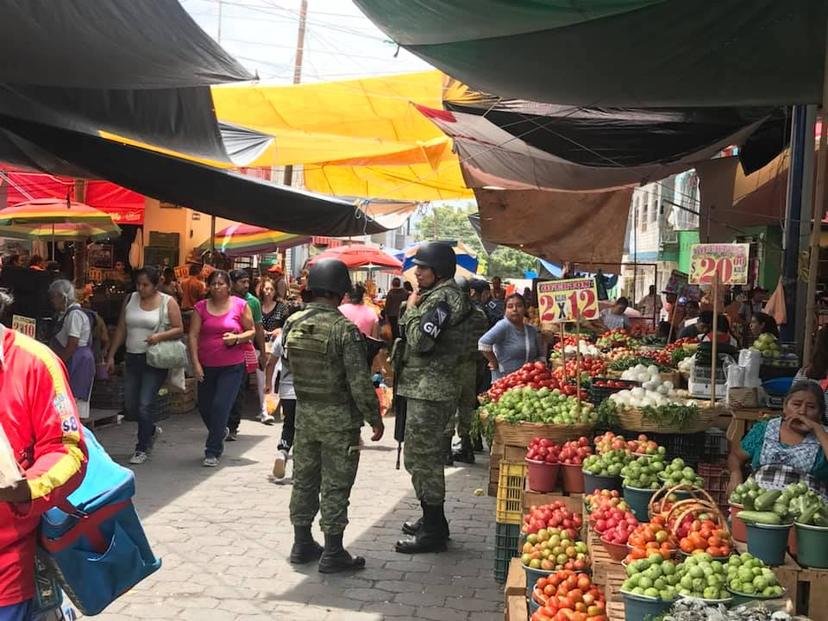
309, 244, 402, 271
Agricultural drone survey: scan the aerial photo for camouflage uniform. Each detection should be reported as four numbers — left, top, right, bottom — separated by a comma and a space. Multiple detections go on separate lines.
445, 301, 490, 438
285, 303, 380, 535
397, 280, 472, 504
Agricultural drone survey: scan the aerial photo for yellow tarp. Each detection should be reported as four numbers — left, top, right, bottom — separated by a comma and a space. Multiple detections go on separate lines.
211, 71, 472, 200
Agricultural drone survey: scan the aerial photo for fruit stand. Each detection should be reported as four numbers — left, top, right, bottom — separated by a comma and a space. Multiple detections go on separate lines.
486, 327, 819, 621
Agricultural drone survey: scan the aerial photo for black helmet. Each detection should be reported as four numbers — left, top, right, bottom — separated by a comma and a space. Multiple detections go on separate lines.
308, 259, 351, 297
412, 242, 456, 280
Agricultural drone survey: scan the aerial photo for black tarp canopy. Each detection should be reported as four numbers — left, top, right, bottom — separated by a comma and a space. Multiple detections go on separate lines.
355, 0, 828, 107
0, 0, 392, 236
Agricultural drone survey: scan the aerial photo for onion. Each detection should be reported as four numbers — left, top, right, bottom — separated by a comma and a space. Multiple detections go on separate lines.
647, 365, 659, 375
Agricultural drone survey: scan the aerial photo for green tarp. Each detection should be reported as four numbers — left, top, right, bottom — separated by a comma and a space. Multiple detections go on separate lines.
355, 0, 827, 106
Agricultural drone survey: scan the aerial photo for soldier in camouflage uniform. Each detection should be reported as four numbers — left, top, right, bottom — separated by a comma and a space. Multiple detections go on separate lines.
445, 276, 490, 465
394, 242, 474, 554
283, 259, 384, 573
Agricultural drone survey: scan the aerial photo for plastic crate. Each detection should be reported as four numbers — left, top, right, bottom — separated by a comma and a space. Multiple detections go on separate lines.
698, 462, 730, 512
496, 460, 527, 525
494, 522, 522, 583
649, 431, 707, 468
588, 378, 639, 405
704, 428, 728, 460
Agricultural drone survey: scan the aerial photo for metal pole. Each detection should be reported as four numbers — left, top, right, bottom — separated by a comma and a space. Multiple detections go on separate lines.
795, 106, 818, 350
781, 106, 809, 343
283, 0, 308, 188
210, 215, 216, 255
804, 22, 828, 362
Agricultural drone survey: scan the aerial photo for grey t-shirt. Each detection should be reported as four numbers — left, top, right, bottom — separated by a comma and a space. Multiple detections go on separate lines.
600, 308, 631, 330
478, 318, 543, 379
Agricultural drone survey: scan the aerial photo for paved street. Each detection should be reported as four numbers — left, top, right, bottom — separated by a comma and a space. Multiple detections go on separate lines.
90, 403, 500, 621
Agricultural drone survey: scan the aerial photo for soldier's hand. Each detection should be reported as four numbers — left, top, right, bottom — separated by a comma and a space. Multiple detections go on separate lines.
371, 421, 385, 442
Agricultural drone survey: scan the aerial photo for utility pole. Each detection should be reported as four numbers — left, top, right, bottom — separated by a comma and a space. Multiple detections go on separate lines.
283, 0, 308, 188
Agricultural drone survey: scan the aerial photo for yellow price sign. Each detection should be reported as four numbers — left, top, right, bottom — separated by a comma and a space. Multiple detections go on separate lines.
12, 315, 36, 339
537, 278, 600, 327
689, 243, 749, 285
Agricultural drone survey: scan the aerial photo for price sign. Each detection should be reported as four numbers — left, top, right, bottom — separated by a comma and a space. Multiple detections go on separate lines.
537, 278, 600, 327
174, 265, 190, 280
12, 315, 36, 339
689, 243, 750, 285
88, 268, 103, 282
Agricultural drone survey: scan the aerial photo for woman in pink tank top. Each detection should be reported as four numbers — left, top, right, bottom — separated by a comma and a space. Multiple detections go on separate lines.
188, 270, 255, 466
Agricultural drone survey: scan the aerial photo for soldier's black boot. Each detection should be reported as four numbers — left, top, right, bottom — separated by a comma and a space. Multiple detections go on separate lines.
395, 503, 448, 554
401, 501, 424, 535
471, 433, 484, 453
452, 434, 475, 464
443, 436, 454, 467
402, 502, 451, 538
289, 525, 323, 564
318, 533, 366, 573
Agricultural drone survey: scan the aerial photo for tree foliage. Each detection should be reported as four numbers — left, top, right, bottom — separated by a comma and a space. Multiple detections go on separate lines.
414, 204, 537, 279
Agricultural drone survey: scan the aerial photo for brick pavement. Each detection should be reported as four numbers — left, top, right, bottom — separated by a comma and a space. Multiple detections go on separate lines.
89, 407, 501, 621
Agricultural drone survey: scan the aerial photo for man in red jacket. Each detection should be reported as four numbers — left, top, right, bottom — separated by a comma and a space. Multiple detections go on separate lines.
0, 290, 88, 621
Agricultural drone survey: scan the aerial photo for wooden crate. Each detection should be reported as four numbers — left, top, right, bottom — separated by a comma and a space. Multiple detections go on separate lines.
504, 444, 528, 461
588, 529, 624, 592
523, 482, 583, 513
505, 558, 527, 602
505, 594, 527, 621
606, 601, 625, 621
489, 439, 505, 497
774, 564, 828, 618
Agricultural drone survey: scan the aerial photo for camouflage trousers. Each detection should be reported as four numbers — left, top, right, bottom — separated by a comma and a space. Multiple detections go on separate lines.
405, 397, 456, 504
444, 362, 476, 438
289, 427, 360, 535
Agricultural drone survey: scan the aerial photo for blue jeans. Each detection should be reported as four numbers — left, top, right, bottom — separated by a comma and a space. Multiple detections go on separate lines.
124, 353, 168, 453
0, 600, 32, 621
198, 364, 245, 458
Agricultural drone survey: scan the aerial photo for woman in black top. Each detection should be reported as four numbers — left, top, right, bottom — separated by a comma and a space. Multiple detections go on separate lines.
258, 277, 288, 344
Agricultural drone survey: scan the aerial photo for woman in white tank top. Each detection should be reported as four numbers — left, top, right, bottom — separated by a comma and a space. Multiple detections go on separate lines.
106, 266, 183, 465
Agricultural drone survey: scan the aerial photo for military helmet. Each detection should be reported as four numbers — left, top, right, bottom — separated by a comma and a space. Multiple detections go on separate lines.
307, 259, 352, 297
412, 242, 456, 280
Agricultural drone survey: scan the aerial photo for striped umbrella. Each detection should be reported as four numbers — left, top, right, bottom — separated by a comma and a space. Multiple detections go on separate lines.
199, 223, 308, 257
400, 240, 479, 282
0, 199, 121, 256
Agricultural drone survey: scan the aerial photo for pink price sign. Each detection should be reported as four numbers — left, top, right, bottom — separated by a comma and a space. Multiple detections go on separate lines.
537, 277, 600, 327
689, 243, 750, 285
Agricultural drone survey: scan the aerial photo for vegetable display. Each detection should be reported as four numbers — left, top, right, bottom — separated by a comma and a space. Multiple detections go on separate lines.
625, 517, 679, 562
676, 512, 732, 558
622, 454, 667, 489
622, 553, 681, 601
527, 437, 561, 464
674, 553, 730, 600
609, 356, 672, 372
594, 431, 627, 453
597, 328, 640, 350
551, 357, 607, 383
482, 386, 596, 425
660, 459, 704, 488
485, 362, 560, 403
662, 598, 794, 621
522, 501, 583, 536
608, 370, 689, 410
731, 480, 828, 526
521, 525, 588, 571
558, 437, 593, 465
583, 449, 629, 477
725, 553, 784, 597
530, 572, 608, 621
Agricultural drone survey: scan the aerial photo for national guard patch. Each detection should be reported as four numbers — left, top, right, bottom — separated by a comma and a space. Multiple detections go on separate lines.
420, 301, 451, 339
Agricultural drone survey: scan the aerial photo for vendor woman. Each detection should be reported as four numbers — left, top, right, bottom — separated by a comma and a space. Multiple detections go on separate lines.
728, 381, 828, 499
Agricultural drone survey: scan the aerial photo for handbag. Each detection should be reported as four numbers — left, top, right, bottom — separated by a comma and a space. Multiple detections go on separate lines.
243, 342, 259, 374
146, 293, 188, 370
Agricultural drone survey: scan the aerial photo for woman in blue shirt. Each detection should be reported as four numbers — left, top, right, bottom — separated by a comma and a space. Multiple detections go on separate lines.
728, 381, 828, 499
478, 293, 544, 381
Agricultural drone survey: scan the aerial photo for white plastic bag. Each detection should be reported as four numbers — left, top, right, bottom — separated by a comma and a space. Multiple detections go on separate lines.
0, 424, 22, 489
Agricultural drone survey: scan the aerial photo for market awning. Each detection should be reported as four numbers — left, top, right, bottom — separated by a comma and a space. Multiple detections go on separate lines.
416, 104, 775, 192
0, 115, 393, 237
354, 0, 828, 107
474, 187, 634, 268
210, 71, 472, 200
198, 224, 309, 257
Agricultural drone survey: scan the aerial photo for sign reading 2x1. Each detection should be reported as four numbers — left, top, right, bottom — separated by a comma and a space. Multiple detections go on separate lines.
689, 243, 750, 285
538, 277, 600, 326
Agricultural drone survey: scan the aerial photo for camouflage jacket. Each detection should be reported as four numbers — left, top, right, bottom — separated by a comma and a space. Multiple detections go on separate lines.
396, 279, 474, 401
284, 303, 380, 432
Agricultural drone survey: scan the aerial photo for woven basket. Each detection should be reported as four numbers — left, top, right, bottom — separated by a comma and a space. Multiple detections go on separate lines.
494, 418, 594, 447
616, 405, 719, 434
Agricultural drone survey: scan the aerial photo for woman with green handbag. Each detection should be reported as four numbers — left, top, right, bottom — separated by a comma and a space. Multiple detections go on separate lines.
105, 266, 183, 466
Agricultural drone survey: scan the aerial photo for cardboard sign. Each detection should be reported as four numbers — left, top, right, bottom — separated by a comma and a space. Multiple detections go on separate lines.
664, 269, 701, 301
174, 265, 190, 280
87, 268, 104, 282
538, 278, 600, 327
689, 243, 750, 285
11, 315, 36, 339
